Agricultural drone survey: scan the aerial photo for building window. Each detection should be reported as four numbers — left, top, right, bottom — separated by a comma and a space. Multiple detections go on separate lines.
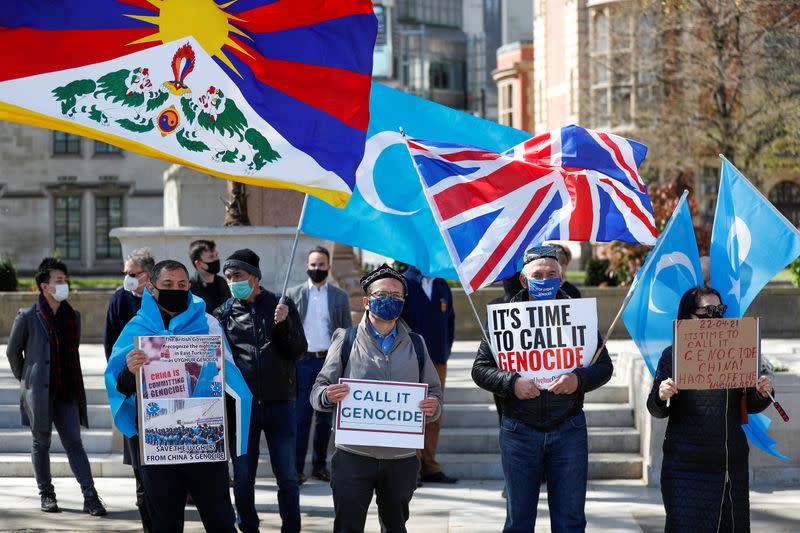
95, 195, 123, 260
94, 141, 122, 155
53, 131, 81, 155
499, 83, 514, 126
593, 12, 609, 53
54, 195, 81, 259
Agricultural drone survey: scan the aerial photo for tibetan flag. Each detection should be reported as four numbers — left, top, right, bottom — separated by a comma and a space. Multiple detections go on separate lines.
0, 1, 378, 206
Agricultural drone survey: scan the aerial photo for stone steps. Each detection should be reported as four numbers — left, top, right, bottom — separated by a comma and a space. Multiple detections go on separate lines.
440, 402, 634, 428
436, 426, 640, 454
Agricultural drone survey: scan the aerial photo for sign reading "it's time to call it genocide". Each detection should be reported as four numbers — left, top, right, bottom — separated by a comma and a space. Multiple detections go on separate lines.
673, 317, 760, 390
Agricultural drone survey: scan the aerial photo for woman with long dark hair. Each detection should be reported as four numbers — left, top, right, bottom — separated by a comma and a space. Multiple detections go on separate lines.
647, 286, 774, 532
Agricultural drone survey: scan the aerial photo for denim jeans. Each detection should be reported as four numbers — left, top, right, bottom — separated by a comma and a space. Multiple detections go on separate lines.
295, 356, 332, 475
499, 412, 588, 533
31, 400, 96, 499
233, 400, 300, 533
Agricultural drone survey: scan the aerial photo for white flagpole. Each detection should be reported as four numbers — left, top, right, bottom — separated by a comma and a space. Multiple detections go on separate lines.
278, 194, 309, 305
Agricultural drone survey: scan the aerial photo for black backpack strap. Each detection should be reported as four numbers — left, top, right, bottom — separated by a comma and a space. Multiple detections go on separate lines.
338, 326, 358, 375
408, 332, 426, 381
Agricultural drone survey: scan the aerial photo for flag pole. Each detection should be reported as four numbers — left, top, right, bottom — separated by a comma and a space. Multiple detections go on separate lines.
278, 194, 309, 305
465, 290, 492, 345
588, 190, 691, 365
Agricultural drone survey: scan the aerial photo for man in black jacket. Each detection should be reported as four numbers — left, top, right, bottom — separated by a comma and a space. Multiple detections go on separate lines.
472, 246, 613, 532
189, 239, 231, 314
216, 249, 307, 533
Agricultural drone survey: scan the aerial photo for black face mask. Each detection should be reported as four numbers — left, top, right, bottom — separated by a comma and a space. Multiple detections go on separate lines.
307, 269, 329, 284
203, 260, 221, 275
157, 289, 189, 314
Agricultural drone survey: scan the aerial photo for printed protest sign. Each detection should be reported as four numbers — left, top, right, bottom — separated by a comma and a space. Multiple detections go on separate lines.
335, 379, 428, 449
673, 317, 760, 390
487, 298, 598, 389
136, 335, 227, 465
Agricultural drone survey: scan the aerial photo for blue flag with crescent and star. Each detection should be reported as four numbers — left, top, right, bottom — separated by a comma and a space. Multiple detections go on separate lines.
300, 82, 531, 279
622, 191, 703, 375
709, 157, 797, 460
710, 158, 800, 317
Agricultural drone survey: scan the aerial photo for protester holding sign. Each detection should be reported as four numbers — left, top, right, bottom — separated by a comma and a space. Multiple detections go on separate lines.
310, 264, 442, 533
106, 260, 252, 533
647, 286, 774, 532
472, 246, 613, 532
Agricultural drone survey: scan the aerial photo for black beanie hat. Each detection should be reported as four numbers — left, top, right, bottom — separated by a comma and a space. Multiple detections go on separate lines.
223, 249, 262, 279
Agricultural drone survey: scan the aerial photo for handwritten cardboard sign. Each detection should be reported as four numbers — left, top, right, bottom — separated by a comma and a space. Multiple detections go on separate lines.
335, 379, 427, 449
487, 298, 598, 389
673, 317, 760, 390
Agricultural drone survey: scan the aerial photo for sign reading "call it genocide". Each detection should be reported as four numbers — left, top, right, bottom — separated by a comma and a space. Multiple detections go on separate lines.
673, 317, 760, 390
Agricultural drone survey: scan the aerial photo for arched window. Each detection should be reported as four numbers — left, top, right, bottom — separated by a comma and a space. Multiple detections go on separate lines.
768, 181, 800, 228
594, 12, 609, 53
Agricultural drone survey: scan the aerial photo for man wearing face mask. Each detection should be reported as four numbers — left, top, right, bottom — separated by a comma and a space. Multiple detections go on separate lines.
310, 264, 442, 533
472, 246, 613, 532
189, 239, 231, 314
216, 249, 308, 533
101, 247, 155, 530
286, 246, 351, 484
7, 258, 106, 516
105, 259, 252, 532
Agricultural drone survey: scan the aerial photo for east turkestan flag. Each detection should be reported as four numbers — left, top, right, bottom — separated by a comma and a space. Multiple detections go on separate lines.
0, 0, 378, 206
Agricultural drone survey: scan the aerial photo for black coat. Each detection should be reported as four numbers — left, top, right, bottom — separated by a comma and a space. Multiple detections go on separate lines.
6, 304, 89, 433
647, 346, 772, 532
214, 289, 307, 403
472, 289, 613, 430
191, 271, 231, 315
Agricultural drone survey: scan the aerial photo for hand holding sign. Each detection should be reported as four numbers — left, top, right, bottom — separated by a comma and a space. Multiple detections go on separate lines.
756, 375, 773, 398
514, 378, 541, 400
549, 373, 579, 395
658, 377, 678, 402
326, 383, 351, 403
419, 396, 438, 416
126, 349, 148, 373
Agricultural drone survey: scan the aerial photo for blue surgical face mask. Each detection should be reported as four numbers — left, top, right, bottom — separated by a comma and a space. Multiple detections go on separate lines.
229, 279, 253, 300
369, 297, 404, 321
527, 277, 561, 300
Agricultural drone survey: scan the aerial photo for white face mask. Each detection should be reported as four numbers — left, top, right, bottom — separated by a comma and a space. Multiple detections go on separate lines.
51, 283, 69, 302
123, 275, 140, 293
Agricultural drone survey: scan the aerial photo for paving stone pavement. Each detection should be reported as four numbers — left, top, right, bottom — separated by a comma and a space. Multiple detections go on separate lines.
0, 476, 798, 532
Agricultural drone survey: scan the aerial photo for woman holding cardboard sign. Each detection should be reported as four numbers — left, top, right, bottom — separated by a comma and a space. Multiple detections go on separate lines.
647, 286, 774, 532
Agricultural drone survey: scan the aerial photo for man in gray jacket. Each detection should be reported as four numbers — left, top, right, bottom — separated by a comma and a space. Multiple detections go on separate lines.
311, 264, 442, 533
286, 246, 352, 483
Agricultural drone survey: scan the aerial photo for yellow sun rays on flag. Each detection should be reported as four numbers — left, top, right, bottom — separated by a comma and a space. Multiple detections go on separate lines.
125, 0, 252, 77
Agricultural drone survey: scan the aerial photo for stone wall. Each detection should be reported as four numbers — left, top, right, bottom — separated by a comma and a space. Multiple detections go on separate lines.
453, 286, 800, 340
0, 291, 114, 344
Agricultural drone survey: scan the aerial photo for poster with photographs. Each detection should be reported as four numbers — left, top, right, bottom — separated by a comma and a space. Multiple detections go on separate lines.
136, 335, 227, 465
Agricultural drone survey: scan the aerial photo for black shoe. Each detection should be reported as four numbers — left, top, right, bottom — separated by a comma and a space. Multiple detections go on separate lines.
421, 471, 458, 484
83, 495, 107, 516
311, 468, 331, 482
297, 472, 307, 485
41, 493, 60, 513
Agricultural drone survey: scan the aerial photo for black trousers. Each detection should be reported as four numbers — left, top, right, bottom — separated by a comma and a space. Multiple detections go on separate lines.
139, 461, 236, 533
331, 449, 419, 533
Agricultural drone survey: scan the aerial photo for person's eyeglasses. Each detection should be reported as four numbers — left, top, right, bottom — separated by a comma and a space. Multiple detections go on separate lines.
694, 304, 727, 317
369, 291, 404, 301
123, 271, 145, 277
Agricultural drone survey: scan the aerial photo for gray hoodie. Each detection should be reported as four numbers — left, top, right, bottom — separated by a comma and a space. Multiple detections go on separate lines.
310, 315, 442, 459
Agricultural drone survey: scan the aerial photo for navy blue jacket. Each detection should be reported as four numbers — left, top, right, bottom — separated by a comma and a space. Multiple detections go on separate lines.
401, 272, 455, 365
103, 288, 142, 360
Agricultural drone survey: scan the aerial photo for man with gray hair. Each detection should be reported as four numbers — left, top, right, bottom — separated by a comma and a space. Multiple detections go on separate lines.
102, 247, 155, 531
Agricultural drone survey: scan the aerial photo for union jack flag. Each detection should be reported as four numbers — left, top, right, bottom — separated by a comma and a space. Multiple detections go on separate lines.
406, 125, 657, 293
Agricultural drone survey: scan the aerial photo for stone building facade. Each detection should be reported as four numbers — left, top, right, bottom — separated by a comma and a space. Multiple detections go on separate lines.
0, 122, 169, 273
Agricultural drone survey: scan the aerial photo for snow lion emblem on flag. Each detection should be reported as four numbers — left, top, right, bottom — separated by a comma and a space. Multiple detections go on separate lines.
51, 43, 279, 173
